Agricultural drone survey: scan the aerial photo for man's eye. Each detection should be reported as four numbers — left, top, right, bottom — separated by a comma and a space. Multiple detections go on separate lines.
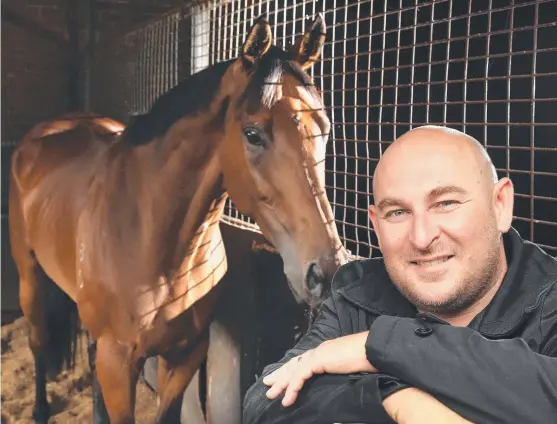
437, 200, 458, 209
385, 209, 406, 218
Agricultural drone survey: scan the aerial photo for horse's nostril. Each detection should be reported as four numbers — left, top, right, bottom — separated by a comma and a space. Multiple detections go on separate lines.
306, 262, 326, 292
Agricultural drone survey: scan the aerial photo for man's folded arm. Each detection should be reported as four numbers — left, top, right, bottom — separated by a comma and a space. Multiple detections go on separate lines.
245, 371, 403, 424
366, 290, 557, 424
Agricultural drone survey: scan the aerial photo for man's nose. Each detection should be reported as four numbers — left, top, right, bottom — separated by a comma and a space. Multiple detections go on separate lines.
409, 213, 440, 250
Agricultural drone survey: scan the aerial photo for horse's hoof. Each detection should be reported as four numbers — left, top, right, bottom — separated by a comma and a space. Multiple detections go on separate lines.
93, 415, 111, 424
92, 408, 111, 424
32, 402, 50, 423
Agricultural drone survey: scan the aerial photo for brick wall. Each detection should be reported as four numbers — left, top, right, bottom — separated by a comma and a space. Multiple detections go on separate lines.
1, 0, 68, 143
1, 0, 187, 143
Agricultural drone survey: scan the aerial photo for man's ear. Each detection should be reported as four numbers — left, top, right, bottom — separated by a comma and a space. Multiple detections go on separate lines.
492, 177, 514, 233
290, 14, 326, 70
368, 205, 381, 246
240, 15, 273, 71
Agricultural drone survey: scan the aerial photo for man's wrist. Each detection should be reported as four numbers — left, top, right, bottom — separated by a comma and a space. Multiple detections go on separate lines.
377, 374, 411, 401
356, 331, 376, 372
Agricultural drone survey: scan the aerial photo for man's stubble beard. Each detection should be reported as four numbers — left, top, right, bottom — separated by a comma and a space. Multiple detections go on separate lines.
385, 224, 504, 316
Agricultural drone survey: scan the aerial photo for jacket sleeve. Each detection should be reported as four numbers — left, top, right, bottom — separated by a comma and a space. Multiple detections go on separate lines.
365, 286, 557, 424
242, 292, 399, 424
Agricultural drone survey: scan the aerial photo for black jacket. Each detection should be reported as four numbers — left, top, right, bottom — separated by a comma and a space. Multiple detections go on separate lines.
243, 227, 557, 424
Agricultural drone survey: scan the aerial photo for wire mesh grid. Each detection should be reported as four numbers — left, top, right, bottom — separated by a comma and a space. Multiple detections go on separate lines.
90, 0, 557, 258
91, 11, 182, 121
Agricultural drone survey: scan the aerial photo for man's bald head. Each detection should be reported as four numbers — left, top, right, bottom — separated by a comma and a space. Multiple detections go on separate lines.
367, 124, 514, 323
373, 125, 498, 197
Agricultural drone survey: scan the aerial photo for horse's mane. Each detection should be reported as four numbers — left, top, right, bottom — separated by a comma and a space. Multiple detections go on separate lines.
122, 59, 235, 145
122, 46, 319, 145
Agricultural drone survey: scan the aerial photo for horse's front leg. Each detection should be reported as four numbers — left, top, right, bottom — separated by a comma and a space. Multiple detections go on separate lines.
95, 334, 144, 424
87, 337, 111, 424
155, 334, 209, 424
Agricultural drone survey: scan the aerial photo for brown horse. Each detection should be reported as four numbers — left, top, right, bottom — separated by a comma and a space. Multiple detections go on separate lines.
8, 14, 349, 424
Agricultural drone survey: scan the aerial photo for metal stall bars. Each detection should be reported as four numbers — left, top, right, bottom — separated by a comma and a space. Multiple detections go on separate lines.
91, 10, 182, 122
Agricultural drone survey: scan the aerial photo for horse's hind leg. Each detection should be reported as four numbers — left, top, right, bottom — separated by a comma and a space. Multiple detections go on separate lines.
17, 253, 79, 423
20, 260, 51, 424
95, 334, 144, 424
156, 334, 210, 424
18, 260, 49, 423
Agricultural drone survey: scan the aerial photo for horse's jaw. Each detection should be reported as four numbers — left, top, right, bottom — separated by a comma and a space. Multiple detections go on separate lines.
262, 229, 326, 309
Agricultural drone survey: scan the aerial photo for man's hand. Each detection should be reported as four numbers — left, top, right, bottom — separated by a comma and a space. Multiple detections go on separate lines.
383, 388, 474, 424
263, 332, 376, 407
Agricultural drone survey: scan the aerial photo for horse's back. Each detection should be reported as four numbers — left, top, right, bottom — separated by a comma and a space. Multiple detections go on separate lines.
11, 113, 123, 187
9, 113, 125, 300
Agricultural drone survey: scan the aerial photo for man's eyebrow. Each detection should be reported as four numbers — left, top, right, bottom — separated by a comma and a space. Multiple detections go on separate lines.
375, 185, 468, 211
428, 185, 468, 199
376, 197, 406, 211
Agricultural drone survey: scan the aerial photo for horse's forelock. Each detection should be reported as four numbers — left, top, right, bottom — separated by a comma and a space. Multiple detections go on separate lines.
239, 46, 319, 115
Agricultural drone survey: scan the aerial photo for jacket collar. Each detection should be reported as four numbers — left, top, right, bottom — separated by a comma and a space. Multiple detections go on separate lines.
336, 258, 418, 318
477, 227, 557, 336
337, 227, 557, 336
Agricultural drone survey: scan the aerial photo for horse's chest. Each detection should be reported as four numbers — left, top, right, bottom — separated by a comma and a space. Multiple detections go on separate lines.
132, 237, 229, 355
75, 213, 229, 350
136, 230, 228, 328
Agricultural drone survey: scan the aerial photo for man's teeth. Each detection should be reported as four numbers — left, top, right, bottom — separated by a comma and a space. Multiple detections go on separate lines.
415, 257, 451, 266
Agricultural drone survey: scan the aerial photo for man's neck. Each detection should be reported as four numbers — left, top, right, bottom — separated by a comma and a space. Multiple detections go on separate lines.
442, 282, 501, 327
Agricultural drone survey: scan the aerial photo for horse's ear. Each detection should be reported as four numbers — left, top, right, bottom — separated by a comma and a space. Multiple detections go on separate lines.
240, 15, 272, 70
291, 14, 326, 70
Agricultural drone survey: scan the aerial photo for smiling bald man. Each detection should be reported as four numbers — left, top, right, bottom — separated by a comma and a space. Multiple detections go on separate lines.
370, 125, 509, 327
243, 125, 557, 424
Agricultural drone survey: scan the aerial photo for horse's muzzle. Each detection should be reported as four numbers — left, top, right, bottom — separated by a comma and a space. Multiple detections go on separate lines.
304, 261, 330, 306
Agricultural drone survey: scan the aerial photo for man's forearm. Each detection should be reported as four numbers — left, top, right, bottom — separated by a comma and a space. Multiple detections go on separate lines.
366, 316, 557, 423
383, 387, 474, 424
245, 373, 400, 424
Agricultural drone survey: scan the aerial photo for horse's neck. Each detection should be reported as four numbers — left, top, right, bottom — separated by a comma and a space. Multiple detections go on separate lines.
128, 131, 230, 323
155, 191, 229, 321
98, 116, 226, 283
154, 133, 226, 268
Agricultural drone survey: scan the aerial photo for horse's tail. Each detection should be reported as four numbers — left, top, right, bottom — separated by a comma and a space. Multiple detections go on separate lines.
41, 269, 81, 377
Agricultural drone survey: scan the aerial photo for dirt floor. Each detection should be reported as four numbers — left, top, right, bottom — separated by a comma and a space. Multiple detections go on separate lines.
1, 315, 158, 424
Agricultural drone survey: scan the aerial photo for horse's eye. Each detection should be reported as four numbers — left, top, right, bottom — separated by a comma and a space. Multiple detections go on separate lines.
243, 127, 266, 147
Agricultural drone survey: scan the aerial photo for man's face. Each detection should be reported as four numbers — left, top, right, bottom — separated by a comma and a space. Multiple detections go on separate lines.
369, 130, 513, 315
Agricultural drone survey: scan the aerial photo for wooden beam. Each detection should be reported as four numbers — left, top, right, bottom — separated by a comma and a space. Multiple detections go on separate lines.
94, 1, 174, 16
2, 5, 67, 48
66, 0, 81, 111
82, 0, 97, 112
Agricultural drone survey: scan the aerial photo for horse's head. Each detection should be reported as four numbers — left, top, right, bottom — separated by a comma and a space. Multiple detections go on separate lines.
218, 15, 350, 308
